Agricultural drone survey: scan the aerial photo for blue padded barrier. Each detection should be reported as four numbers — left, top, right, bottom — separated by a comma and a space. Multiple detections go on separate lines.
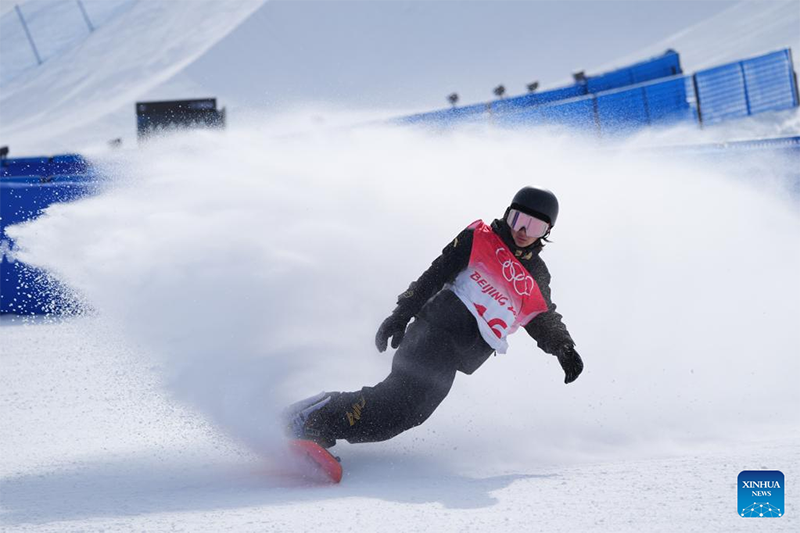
694, 49, 798, 125
494, 51, 679, 119
587, 50, 681, 93
0, 154, 89, 178
1, 157, 51, 177
392, 49, 795, 133
596, 89, 650, 135
396, 102, 488, 126
742, 50, 798, 115
399, 51, 680, 128
643, 76, 698, 124
1, 157, 95, 314
496, 74, 696, 134
630, 51, 682, 83
694, 62, 748, 124
587, 69, 635, 93
536, 98, 598, 131
596, 75, 696, 132
50, 154, 89, 175
492, 96, 597, 130
1, 178, 95, 314
492, 85, 587, 115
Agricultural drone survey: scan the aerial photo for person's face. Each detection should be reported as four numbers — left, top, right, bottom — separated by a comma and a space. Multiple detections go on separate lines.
506, 208, 549, 248
510, 226, 539, 248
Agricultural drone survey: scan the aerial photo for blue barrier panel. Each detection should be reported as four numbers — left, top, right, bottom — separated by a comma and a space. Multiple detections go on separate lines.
742, 49, 798, 115
498, 74, 697, 133
398, 51, 681, 128
631, 50, 682, 83
492, 95, 597, 130
50, 154, 89, 175
644, 76, 698, 124
393, 49, 794, 132
1, 171, 95, 314
695, 49, 798, 125
588, 50, 681, 93
1, 157, 50, 177
596, 89, 649, 135
537, 98, 598, 130
694, 62, 748, 124
491, 85, 587, 114
587, 69, 634, 93
397, 102, 488, 126
496, 51, 679, 116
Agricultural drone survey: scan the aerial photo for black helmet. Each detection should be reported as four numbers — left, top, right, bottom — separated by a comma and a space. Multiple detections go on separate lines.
509, 187, 559, 227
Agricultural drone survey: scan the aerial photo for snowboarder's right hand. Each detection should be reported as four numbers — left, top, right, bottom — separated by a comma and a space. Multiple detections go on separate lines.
557, 344, 584, 384
375, 313, 410, 352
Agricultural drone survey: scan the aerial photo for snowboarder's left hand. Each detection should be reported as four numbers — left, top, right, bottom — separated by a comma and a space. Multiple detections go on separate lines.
375, 313, 410, 352
557, 344, 583, 384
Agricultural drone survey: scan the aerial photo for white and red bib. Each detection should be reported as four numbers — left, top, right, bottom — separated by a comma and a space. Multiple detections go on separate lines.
449, 220, 548, 353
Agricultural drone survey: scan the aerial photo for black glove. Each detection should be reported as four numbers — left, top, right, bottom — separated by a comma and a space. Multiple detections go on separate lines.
556, 344, 584, 384
375, 312, 411, 352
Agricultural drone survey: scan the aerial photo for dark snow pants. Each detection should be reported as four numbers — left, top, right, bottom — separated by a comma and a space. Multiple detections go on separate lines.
324, 316, 463, 443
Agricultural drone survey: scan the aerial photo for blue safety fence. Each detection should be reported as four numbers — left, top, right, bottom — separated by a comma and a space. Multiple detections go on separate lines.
1, 156, 95, 314
397, 50, 682, 126
400, 101, 490, 126
696, 49, 799, 124
586, 49, 681, 92
0, 153, 89, 177
494, 74, 698, 134
397, 49, 797, 135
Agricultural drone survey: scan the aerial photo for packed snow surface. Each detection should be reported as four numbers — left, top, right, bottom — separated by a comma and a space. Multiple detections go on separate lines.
3, 121, 800, 531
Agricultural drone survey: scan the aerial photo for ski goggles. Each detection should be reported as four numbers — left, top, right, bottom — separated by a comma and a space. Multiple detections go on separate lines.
506, 209, 550, 238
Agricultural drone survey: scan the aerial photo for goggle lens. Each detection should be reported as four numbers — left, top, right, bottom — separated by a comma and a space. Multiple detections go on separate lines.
506, 209, 549, 238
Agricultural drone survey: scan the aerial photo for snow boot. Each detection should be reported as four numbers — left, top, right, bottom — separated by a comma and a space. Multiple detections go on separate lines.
283, 391, 338, 449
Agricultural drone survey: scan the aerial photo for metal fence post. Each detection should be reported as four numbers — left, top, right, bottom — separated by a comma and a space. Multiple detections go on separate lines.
691, 73, 703, 127
591, 96, 602, 137
641, 86, 651, 125
787, 48, 799, 107
14, 4, 42, 66
76, 0, 94, 32
740, 61, 752, 116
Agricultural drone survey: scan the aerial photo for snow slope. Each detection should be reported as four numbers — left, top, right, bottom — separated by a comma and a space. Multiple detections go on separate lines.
0, 0, 265, 154
2, 318, 797, 532
6, 0, 800, 156
597, 0, 800, 73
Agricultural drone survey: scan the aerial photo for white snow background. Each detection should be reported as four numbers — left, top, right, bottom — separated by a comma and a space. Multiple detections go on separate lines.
2, 1, 800, 532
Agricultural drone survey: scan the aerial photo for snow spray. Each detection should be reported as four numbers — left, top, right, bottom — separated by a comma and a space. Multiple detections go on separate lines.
7, 116, 800, 468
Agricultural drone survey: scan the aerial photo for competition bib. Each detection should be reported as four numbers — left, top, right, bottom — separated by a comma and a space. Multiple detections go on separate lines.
450, 220, 548, 353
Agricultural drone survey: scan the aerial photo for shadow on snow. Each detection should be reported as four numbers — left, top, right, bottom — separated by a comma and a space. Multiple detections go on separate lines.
0, 448, 555, 526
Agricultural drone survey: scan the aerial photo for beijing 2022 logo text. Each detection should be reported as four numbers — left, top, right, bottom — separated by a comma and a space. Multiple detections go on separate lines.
738, 470, 784, 518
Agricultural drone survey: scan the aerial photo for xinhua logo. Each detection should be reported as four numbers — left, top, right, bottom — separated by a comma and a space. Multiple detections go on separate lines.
738, 470, 784, 518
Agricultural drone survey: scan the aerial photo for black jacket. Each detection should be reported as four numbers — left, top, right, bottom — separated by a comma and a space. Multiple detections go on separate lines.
393, 218, 575, 374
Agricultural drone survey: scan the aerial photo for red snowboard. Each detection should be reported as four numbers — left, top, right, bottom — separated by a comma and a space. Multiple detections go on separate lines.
287, 439, 343, 484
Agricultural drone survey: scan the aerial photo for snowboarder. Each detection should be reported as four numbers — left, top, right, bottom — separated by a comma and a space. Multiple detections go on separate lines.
286, 186, 583, 449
